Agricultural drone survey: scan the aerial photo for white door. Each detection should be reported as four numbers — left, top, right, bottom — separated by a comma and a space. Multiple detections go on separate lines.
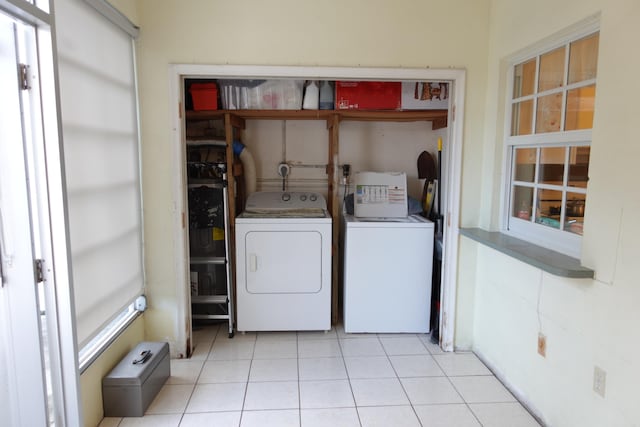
245, 230, 322, 294
0, 12, 49, 426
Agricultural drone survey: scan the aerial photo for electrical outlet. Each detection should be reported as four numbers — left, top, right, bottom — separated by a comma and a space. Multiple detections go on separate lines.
593, 366, 606, 397
537, 333, 546, 357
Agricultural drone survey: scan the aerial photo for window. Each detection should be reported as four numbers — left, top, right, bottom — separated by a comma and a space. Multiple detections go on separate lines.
505, 30, 599, 258
55, 0, 144, 356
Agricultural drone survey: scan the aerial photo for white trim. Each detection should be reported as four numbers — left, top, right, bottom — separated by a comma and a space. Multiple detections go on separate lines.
507, 13, 601, 65
38, 19, 84, 427
440, 70, 465, 352
168, 68, 190, 358
83, 0, 139, 38
169, 64, 466, 353
501, 19, 599, 258
0, 0, 51, 26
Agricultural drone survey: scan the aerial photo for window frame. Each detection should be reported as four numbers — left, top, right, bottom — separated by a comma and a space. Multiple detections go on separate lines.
501, 22, 599, 259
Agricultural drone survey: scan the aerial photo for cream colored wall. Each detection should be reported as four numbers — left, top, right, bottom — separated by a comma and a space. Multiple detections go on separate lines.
468, 0, 640, 425
80, 316, 145, 427
106, 0, 139, 25
242, 119, 445, 200
134, 0, 490, 351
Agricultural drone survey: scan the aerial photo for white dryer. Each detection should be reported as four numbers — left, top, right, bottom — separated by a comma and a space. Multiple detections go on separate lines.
235, 192, 332, 332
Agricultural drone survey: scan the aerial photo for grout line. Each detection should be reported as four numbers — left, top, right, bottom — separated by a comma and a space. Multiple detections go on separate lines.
379, 335, 426, 427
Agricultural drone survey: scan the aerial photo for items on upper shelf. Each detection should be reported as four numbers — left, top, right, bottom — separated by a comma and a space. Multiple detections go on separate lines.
185, 78, 450, 113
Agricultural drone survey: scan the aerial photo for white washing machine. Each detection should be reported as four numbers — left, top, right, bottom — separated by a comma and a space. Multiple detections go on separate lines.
342, 213, 434, 333
235, 192, 332, 332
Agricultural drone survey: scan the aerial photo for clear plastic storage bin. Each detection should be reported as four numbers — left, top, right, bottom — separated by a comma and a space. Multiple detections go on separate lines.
219, 79, 303, 110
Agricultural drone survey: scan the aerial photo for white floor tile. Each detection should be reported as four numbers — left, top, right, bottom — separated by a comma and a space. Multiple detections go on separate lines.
299, 357, 348, 381
185, 382, 246, 413
192, 324, 220, 344
189, 341, 213, 361
339, 338, 385, 357
298, 339, 342, 358
336, 324, 374, 339
389, 354, 445, 377
253, 340, 298, 359
243, 381, 299, 410
414, 404, 481, 427
469, 402, 541, 427
297, 328, 337, 341
379, 336, 429, 355
301, 408, 360, 427
418, 335, 446, 354
98, 417, 121, 427
256, 331, 299, 342
350, 378, 409, 406
179, 411, 241, 427
358, 405, 421, 427
198, 359, 251, 383
119, 414, 182, 427
450, 376, 517, 403
240, 409, 300, 427
344, 356, 395, 379
167, 360, 204, 385
250, 358, 298, 382
209, 340, 256, 360
432, 353, 493, 376
225, 331, 258, 341
299, 379, 355, 409
400, 377, 464, 405
145, 384, 194, 414
112, 324, 538, 427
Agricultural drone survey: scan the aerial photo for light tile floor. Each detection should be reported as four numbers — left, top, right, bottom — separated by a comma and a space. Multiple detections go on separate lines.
99, 324, 541, 427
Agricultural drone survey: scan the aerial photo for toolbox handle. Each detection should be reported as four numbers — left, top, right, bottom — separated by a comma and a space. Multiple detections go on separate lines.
132, 349, 152, 365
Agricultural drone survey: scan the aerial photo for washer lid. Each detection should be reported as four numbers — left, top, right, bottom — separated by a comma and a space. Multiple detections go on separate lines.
344, 213, 434, 228
243, 191, 328, 217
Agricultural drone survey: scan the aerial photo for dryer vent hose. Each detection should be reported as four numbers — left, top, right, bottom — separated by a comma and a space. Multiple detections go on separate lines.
233, 140, 257, 195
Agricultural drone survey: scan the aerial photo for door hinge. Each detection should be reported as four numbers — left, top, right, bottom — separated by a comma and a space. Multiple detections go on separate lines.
34, 259, 45, 283
18, 63, 31, 91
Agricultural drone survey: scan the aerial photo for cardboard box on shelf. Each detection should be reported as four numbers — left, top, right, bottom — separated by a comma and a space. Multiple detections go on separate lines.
335, 81, 401, 110
401, 82, 449, 110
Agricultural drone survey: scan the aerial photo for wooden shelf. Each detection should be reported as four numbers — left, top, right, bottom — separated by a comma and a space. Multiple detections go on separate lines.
185, 109, 448, 128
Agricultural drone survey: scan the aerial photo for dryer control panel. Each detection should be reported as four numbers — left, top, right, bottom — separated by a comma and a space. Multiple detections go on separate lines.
244, 191, 327, 212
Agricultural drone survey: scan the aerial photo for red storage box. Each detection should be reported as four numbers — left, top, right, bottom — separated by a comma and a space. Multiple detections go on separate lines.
335, 81, 401, 110
190, 83, 218, 111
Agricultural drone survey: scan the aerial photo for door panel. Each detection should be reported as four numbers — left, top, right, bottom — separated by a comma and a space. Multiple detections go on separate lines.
245, 230, 322, 293
0, 13, 49, 426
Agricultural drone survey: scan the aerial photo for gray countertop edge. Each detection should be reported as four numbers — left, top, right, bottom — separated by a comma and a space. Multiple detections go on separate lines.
459, 227, 594, 279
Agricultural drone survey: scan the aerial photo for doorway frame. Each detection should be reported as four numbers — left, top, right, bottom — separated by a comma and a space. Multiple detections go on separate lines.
169, 64, 465, 353
0, 1, 82, 425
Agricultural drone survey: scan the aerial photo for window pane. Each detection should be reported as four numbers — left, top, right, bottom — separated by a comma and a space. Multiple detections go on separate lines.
565, 85, 595, 130
513, 59, 536, 98
568, 146, 589, 188
565, 192, 586, 235
539, 147, 566, 184
538, 47, 565, 92
511, 100, 533, 135
568, 33, 599, 84
512, 186, 534, 220
536, 189, 562, 229
536, 93, 562, 133
514, 148, 536, 182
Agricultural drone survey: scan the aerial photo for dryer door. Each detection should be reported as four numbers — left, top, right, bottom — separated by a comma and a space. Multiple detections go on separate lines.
245, 230, 322, 293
